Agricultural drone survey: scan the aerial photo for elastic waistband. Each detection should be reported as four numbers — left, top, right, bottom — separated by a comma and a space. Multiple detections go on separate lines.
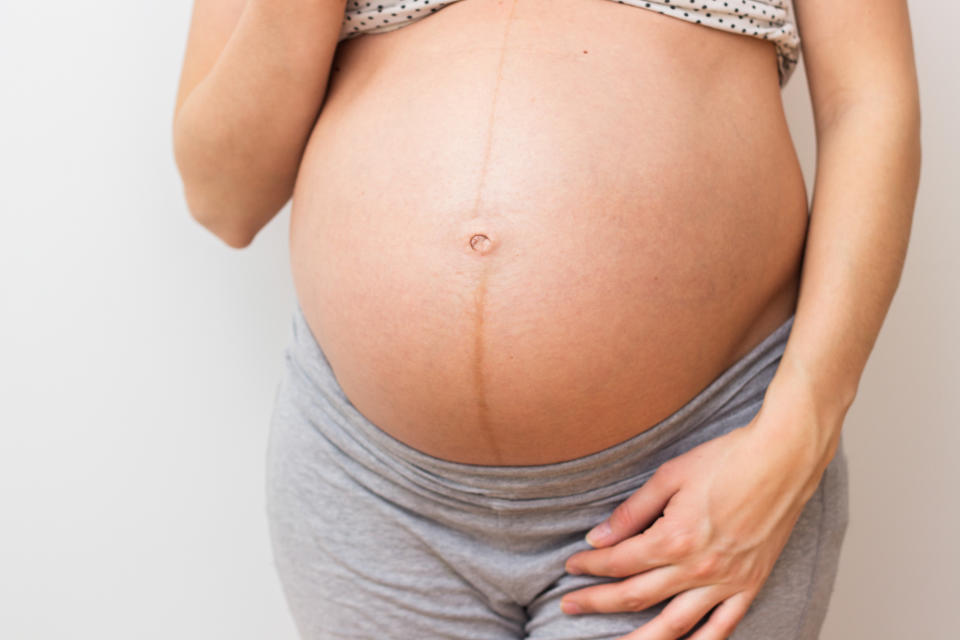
284, 300, 794, 508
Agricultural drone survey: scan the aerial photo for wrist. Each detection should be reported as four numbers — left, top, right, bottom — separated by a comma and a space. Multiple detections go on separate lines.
746, 361, 851, 498
770, 355, 858, 427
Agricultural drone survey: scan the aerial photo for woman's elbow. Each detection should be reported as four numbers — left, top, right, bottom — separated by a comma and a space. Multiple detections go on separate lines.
173, 125, 286, 249
181, 186, 258, 249
174, 165, 263, 249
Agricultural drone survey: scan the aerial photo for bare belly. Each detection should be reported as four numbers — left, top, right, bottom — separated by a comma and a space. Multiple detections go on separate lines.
289, 0, 809, 465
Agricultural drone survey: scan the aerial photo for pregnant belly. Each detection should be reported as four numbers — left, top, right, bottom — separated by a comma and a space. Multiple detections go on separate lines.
289, 0, 809, 465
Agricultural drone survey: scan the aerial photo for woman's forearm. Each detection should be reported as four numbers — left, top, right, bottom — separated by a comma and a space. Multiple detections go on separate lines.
173, 0, 344, 247
759, 98, 922, 469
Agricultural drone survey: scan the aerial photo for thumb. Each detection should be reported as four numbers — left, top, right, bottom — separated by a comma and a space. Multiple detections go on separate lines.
585, 462, 682, 547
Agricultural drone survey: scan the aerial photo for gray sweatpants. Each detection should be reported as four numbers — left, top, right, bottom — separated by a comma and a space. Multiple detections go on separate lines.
265, 301, 849, 639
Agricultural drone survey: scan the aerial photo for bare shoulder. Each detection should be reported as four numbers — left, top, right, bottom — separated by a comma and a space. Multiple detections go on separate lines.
793, 0, 920, 126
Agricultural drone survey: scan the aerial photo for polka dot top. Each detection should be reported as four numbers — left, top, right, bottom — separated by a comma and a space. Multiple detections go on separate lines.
339, 0, 801, 88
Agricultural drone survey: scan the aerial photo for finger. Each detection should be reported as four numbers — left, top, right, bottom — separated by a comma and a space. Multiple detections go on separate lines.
685, 591, 752, 640
586, 463, 682, 548
617, 586, 720, 640
561, 565, 686, 615
567, 518, 673, 577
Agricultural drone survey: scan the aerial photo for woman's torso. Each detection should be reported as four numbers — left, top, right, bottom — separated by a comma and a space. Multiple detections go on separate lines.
289, 0, 809, 465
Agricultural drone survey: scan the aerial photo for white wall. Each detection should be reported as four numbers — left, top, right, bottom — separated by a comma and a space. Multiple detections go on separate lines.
0, 3, 298, 638
0, 1, 955, 638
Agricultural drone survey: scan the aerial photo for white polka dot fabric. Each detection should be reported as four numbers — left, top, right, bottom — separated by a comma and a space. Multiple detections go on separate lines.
339, 0, 800, 88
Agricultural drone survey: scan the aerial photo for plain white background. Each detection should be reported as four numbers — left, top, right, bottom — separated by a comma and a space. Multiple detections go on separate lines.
0, 1, 955, 638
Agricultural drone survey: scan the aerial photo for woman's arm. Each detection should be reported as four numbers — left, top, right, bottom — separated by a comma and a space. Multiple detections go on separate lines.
173, 0, 346, 248
755, 0, 922, 490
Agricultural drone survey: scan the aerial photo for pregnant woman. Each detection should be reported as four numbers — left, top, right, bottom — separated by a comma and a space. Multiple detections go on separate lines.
173, 1, 921, 638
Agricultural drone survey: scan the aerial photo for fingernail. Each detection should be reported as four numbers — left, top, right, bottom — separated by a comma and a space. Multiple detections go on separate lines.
565, 563, 582, 575
585, 522, 611, 546
561, 599, 582, 615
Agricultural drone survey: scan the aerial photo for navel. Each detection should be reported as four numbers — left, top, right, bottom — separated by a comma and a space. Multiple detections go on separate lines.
469, 233, 492, 253
456, 217, 502, 257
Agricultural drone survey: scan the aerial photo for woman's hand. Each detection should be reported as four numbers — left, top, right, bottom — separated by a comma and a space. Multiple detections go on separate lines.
561, 388, 838, 640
